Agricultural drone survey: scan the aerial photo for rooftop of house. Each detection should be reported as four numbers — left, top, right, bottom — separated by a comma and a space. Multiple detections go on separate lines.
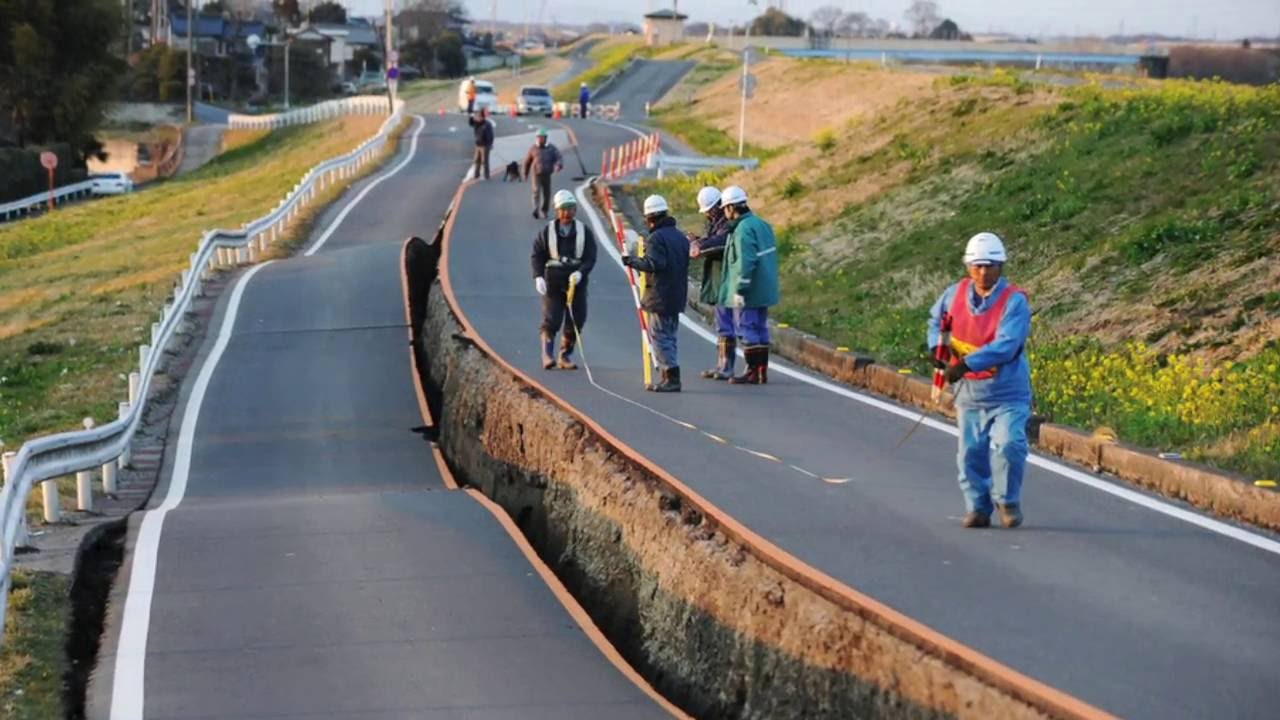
644, 8, 688, 20
170, 15, 268, 41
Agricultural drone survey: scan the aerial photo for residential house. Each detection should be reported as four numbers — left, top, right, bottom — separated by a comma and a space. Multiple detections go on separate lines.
306, 18, 384, 80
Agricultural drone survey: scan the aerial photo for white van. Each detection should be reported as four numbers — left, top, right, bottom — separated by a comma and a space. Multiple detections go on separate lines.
458, 79, 498, 113
89, 171, 134, 196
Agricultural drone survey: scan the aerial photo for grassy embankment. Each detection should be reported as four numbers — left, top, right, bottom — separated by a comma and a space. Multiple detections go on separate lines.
639, 58, 1280, 480
552, 38, 655, 101
0, 113, 403, 718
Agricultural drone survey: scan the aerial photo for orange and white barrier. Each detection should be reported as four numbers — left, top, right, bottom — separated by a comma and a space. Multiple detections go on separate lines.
599, 133, 662, 181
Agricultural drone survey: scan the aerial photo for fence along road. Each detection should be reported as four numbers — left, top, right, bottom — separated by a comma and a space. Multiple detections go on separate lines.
442, 116, 1280, 720
86, 112, 673, 718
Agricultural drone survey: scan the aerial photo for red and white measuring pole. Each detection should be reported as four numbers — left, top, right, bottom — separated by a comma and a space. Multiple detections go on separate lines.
598, 185, 656, 385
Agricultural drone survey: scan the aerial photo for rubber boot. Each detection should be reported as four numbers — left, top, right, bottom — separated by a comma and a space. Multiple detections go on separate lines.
759, 346, 769, 385
540, 331, 555, 369
557, 333, 578, 370
701, 338, 735, 380
729, 346, 765, 385
651, 367, 681, 392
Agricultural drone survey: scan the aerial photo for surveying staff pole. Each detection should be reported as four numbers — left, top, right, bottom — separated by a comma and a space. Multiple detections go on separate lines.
600, 188, 655, 386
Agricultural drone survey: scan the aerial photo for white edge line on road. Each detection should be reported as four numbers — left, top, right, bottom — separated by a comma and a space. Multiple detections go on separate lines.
303, 114, 426, 257
575, 179, 1280, 557
110, 116, 430, 717
109, 261, 271, 720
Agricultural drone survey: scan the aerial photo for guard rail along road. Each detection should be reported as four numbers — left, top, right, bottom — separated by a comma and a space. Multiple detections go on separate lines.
0, 180, 95, 222
227, 94, 393, 130
0, 96, 406, 646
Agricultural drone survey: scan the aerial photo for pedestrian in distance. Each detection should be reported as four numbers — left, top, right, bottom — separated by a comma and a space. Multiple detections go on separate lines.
531, 190, 598, 370
523, 128, 564, 219
927, 232, 1032, 530
687, 186, 736, 380
465, 76, 477, 114
718, 185, 779, 385
578, 82, 590, 119
622, 194, 690, 392
467, 108, 494, 180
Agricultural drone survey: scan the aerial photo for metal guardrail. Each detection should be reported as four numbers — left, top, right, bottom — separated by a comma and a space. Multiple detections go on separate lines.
0, 97, 406, 646
652, 154, 760, 178
0, 181, 96, 222
227, 95, 392, 130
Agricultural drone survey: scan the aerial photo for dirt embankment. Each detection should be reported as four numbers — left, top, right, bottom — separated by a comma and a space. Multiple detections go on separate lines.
412, 256, 1096, 719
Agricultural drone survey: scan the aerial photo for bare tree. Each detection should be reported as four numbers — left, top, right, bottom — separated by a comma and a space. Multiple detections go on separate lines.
836, 11, 870, 37
904, 0, 940, 37
809, 5, 843, 37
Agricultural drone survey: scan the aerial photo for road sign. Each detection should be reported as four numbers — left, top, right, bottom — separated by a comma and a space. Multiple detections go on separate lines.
388, 50, 399, 64
39, 151, 58, 170
188, 67, 196, 87
387, 66, 399, 80
738, 72, 757, 99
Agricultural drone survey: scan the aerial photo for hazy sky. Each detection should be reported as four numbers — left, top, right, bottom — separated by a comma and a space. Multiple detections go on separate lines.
347, 1, 1280, 40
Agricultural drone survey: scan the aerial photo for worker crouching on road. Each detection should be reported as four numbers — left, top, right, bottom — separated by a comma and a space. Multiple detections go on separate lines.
688, 186, 736, 380
927, 232, 1032, 530
718, 185, 779, 385
622, 194, 690, 392
523, 128, 564, 219
532, 190, 597, 370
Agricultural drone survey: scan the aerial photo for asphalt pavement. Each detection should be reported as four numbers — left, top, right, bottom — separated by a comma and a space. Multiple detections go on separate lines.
89, 116, 670, 719
446, 118, 1280, 720
550, 39, 602, 88
593, 60, 695, 122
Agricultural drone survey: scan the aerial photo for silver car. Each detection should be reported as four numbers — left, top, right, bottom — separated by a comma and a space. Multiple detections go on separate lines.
89, 171, 134, 196
517, 85, 553, 116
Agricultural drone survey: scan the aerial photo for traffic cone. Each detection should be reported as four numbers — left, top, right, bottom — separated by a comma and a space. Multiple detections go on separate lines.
509, 103, 517, 117
553, 105, 561, 120
438, 107, 444, 117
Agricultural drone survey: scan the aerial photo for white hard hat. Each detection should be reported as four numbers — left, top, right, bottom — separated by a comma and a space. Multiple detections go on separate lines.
643, 194, 669, 215
553, 190, 577, 209
963, 232, 1008, 265
696, 186, 721, 213
720, 185, 748, 206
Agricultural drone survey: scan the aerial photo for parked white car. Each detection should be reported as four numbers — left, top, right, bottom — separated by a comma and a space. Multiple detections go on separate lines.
516, 85, 554, 116
89, 172, 133, 196
458, 79, 498, 113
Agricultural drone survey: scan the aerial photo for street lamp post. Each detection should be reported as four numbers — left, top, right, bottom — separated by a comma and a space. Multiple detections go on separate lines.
186, 0, 195, 123
247, 33, 290, 110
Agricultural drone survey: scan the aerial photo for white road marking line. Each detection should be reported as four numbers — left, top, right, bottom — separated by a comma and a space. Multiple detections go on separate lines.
109, 262, 271, 719
111, 116, 431, 717
303, 114, 427, 257
575, 180, 1280, 557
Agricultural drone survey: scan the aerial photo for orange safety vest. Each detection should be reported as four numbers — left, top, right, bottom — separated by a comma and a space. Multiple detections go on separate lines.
947, 278, 1026, 380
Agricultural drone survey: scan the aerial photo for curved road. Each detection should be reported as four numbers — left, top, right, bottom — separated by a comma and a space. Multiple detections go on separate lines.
88, 116, 671, 719
594, 59, 695, 123
446, 118, 1280, 720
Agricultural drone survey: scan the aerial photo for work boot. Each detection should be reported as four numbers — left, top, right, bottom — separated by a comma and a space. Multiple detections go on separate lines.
962, 511, 991, 528
729, 346, 766, 385
540, 332, 555, 369
701, 338, 735, 380
557, 335, 578, 370
759, 346, 770, 385
997, 503, 1023, 529
649, 367, 681, 392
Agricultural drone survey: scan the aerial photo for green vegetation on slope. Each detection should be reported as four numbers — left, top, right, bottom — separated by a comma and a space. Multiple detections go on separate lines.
1, 571, 70, 719
639, 71, 1280, 479
553, 39, 655, 101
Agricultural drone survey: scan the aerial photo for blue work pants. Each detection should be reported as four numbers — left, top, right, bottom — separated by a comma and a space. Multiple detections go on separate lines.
956, 403, 1030, 514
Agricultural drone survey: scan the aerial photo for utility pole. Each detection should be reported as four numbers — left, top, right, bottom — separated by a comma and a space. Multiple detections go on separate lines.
186, 0, 194, 123
738, 24, 749, 157
385, 0, 397, 111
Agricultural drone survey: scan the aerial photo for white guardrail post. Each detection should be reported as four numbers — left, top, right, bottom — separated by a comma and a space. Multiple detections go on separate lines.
0, 96, 405, 646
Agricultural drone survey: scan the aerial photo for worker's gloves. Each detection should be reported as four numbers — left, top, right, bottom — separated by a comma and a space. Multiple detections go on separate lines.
928, 347, 947, 371
535, 277, 547, 296
569, 271, 582, 286
730, 294, 746, 309
622, 237, 639, 259
943, 361, 970, 384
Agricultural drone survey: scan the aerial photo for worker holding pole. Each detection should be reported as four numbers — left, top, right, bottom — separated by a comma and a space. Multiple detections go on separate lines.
718, 185, 778, 385
927, 233, 1033, 530
622, 195, 690, 392
532, 190, 598, 370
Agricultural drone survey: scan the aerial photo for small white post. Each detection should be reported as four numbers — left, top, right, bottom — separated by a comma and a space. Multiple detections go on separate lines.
76, 418, 94, 512
1036, 54, 1043, 70
118, 401, 132, 470
42, 476, 61, 523
128, 372, 141, 406
101, 453, 117, 495
139, 345, 150, 375
151, 322, 160, 346
2, 450, 30, 546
